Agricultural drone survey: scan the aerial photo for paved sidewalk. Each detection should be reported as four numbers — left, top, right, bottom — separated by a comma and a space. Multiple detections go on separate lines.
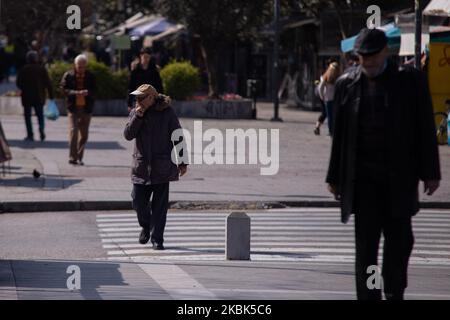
0, 103, 449, 210
2, 259, 450, 300
1, 207, 450, 300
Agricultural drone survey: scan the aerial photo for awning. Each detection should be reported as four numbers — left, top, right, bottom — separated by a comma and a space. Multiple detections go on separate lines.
142, 24, 186, 47
103, 14, 160, 36
129, 18, 176, 37
424, 0, 450, 17
340, 23, 401, 53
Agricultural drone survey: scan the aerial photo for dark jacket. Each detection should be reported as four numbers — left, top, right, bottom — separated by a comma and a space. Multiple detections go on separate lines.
16, 63, 54, 107
326, 62, 441, 224
127, 63, 164, 107
60, 69, 96, 114
124, 95, 187, 185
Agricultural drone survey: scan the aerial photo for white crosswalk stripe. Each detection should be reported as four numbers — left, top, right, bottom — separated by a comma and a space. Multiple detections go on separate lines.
96, 209, 450, 265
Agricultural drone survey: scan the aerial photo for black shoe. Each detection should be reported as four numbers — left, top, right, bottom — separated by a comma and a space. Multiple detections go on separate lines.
40, 132, 46, 141
78, 160, 84, 166
69, 160, 78, 165
24, 136, 34, 142
385, 292, 404, 300
152, 242, 165, 250
314, 127, 320, 135
139, 228, 150, 244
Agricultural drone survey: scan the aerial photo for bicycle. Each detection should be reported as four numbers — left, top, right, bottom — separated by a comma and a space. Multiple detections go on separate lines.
434, 99, 450, 145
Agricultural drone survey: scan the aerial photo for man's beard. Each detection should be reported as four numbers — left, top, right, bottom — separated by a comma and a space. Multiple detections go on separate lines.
361, 60, 388, 79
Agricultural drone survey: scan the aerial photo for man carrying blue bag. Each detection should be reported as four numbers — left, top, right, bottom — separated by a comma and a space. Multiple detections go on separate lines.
16, 50, 54, 142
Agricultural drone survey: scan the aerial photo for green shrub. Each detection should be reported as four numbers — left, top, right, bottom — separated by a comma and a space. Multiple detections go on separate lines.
48, 61, 72, 98
48, 60, 129, 100
160, 61, 201, 100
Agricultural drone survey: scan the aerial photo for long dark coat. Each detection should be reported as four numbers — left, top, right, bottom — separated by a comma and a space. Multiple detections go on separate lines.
16, 63, 54, 107
326, 62, 441, 224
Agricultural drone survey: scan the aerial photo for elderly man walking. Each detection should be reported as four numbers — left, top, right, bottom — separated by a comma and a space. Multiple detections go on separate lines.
326, 29, 441, 300
124, 84, 187, 250
61, 55, 96, 165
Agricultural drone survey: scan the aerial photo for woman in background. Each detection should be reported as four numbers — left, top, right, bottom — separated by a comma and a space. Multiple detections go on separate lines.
314, 62, 340, 136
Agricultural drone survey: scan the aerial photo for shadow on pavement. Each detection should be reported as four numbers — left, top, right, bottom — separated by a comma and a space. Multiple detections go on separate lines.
0, 259, 127, 300
165, 247, 313, 260
8, 140, 125, 150
0, 177, 83, 189
0, 177, 44, 188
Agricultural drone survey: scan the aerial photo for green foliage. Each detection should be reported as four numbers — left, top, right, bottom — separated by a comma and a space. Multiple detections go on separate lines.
160, 61, 201, 101
48, 60, 129, 100
48, 61, 72, 98
155, 0, 273, 45
155, 0, 273, 96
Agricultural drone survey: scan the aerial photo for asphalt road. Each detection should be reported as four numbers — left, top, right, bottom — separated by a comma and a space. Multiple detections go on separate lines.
1, 208, 450, 300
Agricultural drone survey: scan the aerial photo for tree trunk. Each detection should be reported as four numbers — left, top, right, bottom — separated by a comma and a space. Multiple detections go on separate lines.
201, 42, 220, 99
331, 0, 347, 39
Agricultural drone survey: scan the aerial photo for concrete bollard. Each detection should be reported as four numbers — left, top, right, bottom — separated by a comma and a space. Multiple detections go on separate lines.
226, 212, 251, 260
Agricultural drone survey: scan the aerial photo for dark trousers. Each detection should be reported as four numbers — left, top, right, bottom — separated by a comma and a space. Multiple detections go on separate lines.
23, 103, 45, 138
324, 100, 334, 135
317, 100, 327, 124
353, 180, 415, 300
132, 183, 169, 245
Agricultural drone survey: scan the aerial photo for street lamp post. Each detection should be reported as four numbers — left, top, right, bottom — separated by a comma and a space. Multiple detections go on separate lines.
414, 0, 422, 70
271, 0, 283, 122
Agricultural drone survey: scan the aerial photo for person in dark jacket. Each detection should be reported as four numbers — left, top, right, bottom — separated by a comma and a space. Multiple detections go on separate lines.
16, 51, 54, 141
326, 29, 441, 300
124, 84, 188, 250
127, 47, 164, 113
60, 54, 96, 165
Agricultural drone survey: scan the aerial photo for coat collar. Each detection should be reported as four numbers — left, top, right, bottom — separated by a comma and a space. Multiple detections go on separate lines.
153, 95, 171, 112
346, 60, 398, 88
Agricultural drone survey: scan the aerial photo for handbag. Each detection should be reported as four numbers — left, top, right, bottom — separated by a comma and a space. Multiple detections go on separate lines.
44, 99, 60, 121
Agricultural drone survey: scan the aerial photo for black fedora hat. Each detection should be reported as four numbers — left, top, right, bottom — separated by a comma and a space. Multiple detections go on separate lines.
354, 28, 388, 56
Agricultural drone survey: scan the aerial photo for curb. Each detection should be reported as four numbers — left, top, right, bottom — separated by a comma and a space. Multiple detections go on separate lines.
1, 200, 450, 214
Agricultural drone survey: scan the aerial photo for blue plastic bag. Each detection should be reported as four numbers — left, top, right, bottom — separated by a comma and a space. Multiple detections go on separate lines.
44, 99, 60, 121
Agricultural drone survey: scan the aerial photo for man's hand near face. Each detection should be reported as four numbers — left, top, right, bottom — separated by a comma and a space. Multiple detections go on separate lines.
135, 95, 152, 117
135, 103, 146, 117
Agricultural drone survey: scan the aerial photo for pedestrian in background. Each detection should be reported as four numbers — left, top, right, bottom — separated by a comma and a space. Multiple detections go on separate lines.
60, 54, 96, 166
326, 28, 441, 300
16, 50, 54, 142
343, 53, 360, 73
124, 84, 188, 250
127, 47, 164, 113
315, 62, 340, 136
313, 79, 326, 135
